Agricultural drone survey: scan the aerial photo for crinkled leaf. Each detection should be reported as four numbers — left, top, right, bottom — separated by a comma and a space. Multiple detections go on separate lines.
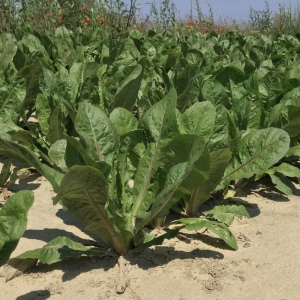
203, 204, 250, 226
269, 89, 300, 138
109, 108, 138, 136
18, 59, 43, 110
220, 128, 290, 188
36, 93, 51, 135
140, 88, 179, 143
53, 165, 128, 255
176, 218, 238, 250
202, 79, 230, 107
138, 137, 210, 228
208, 105, 230, 152
69, 62, 84, 104
131, 89, 179, 220
48, 139, 68, 172
0, 84, 25, 123
22, 33, 49, 58
178, 101, 216, 142
75, 103, 118, 165
0, 33, 17, 75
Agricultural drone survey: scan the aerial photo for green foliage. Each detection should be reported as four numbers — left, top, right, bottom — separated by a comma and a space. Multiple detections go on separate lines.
175, 218, 238, 250
0, 23, 299, 273
249, 1, 272, 32
220, 128, 290, 189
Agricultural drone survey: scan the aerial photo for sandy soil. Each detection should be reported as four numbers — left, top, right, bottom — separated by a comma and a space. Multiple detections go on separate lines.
0, 168, 299, 300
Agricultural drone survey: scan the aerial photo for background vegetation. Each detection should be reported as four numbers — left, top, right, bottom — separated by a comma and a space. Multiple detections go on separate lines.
1, 0, 300, 36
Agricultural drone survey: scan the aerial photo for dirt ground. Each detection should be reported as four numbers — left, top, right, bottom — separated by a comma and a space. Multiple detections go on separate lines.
0, 169, 299, 300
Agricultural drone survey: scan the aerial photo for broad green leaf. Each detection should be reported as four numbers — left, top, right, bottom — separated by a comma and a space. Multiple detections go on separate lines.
202, 79, 230, 107
208, 105, 230, 151
203, 204, 250, 226
176, 218, 238, 250
75, 103, 118, 165
0, 33, 17, 76
246, 75, 262, 130
140, 88, 179, 143
131, 143, 162, 219
13, 236, 109, 265
56, 63, 73, 103
220, 128, 290, 188
110, 63, 144, 111
48, 139, 68, 172
0, 191, 34, 267
69, 62, 84, 104
269, 173, 295, 195
268, 89, 300, 138
41, 67, 56, 92
46, 105, 65, 144
160, 134, 198, 167
268, 163, 300, 178
53, 165, 128, 255
178, 101, 216, 142
131, 89, 179, 220
0, 84, 25, 123
54, 27, 74, 55
36, 93, 51, 135
115, 135, 134, 214
109, 108, 138, 136
48, 137, 111, 176
22, 34, 49, 58
215, 65, 248, 87
185, 49, 202, 65
137, 136, 210, 229
18, 59, 43, 110
176, 65, 197, 112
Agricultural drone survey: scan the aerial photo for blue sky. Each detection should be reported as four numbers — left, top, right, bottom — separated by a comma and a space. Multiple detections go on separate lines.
124, 0, 300, 21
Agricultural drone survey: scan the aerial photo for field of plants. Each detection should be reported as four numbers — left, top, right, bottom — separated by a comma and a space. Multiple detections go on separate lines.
0, 0, 300, 297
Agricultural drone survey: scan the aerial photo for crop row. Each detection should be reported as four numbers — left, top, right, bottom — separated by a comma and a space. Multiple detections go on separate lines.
0, 27, 299, 289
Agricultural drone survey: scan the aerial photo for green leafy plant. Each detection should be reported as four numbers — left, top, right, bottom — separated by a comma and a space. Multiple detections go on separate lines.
0, 90, 250, 291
